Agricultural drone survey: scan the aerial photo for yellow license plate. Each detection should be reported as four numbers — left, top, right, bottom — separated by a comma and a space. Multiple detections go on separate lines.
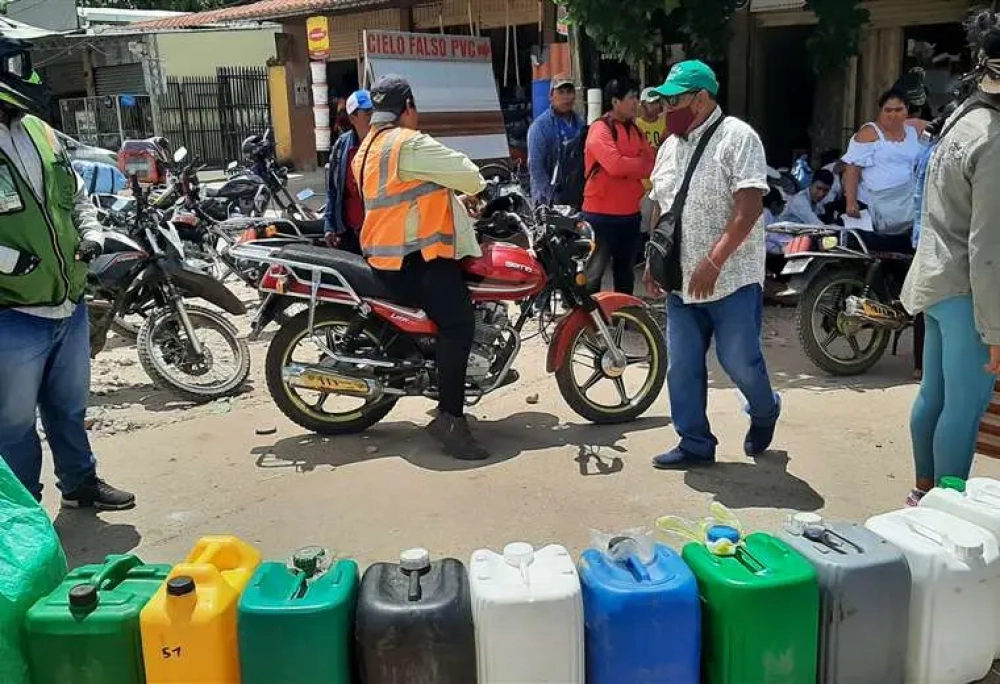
295, 372, 367, 394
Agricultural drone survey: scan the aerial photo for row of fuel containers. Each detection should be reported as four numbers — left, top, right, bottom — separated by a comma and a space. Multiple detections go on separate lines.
18, 476, 1000, 684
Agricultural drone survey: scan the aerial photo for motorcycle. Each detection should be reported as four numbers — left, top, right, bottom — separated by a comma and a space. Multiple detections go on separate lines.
233, 129, 324, 226
781, 227, 913, 376
229, 203, 667, 435
86, 172, 252, 402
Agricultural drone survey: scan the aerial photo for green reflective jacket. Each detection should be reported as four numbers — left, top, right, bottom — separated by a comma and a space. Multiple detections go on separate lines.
0, 115, 87, 308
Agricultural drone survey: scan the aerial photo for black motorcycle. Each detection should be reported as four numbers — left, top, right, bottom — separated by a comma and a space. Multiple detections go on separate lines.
781, 228, 913, 376
86, 175, 252, 402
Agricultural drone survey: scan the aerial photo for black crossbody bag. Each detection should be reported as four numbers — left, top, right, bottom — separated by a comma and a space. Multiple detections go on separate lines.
646, 116, 725, 291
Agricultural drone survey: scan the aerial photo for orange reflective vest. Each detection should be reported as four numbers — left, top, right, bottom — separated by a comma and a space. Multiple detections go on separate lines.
353, 126, 456, 270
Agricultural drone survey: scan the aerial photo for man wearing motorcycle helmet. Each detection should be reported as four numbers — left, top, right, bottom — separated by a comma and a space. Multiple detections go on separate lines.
354, 75, 490, 460
0, 36, 135, 509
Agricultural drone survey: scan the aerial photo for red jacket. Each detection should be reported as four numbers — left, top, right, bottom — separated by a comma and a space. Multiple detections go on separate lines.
582, 117, 655, 216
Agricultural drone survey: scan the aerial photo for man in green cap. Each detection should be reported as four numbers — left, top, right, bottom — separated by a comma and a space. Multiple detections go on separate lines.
644, 59, 781, 470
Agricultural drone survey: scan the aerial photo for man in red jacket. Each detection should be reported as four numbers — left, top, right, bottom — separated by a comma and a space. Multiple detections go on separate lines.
582, 78, 655, 294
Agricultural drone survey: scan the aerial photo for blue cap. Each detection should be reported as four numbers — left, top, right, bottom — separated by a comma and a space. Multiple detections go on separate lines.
346, 89, 373, 115
706, 525, 741, 545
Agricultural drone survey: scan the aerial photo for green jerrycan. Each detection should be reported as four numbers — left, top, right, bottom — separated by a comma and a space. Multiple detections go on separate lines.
238, 547, 359, 684
23, 554, 172, 684
681, 529, 819, 684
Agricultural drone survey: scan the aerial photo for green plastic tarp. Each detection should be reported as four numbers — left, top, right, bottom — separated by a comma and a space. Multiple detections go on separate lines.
0, 458, 67, 684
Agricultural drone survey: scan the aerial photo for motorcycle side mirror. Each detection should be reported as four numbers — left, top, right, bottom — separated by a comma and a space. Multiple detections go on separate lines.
173, 147, 189, 163
227, 160, 238, 171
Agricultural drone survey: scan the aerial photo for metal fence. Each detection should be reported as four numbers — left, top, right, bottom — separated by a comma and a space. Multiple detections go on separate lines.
58, 95, 155, 150
159, 66, 271, 167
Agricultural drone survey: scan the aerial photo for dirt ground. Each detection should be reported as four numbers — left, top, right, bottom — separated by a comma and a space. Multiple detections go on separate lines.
38, 290, 1000, 681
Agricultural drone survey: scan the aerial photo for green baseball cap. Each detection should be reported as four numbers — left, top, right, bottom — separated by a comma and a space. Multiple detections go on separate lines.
653, 60, 719, 98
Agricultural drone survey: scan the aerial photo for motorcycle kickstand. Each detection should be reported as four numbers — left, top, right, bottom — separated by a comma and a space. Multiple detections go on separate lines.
891, 329, 902, 357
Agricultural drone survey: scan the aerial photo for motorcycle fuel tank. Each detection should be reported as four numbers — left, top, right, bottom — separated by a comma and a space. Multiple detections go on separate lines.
462, 242, 546, 301
215, 176, 261, 200
89, 231, 147, 290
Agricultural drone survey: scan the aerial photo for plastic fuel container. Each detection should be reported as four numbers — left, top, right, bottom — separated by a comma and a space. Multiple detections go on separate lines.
921, 477, 1000, 657
866, 507, 1000, 684
579, 536, 700, 684
356, 548, 476, 684
469, 542, 584, 684
24, 554, 171, 684
140, 535, 261, 683
777, 513, 910, 684
238, 547, 359, 684
681, 528, 819, 684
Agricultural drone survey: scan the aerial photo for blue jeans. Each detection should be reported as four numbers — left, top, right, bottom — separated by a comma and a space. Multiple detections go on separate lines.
911, 295, 996, 483
666, 284, 779, 458
0, 304, 97, 499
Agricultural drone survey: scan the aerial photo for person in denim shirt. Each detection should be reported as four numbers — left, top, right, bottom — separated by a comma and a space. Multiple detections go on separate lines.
527, 76, 582, 205
324, 90, 372, 254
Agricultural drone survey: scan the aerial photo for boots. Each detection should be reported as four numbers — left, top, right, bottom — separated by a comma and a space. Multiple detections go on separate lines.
427, 412, 491, 461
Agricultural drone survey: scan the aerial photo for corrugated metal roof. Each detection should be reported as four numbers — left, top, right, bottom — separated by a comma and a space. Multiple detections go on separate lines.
126, 0, 378, 32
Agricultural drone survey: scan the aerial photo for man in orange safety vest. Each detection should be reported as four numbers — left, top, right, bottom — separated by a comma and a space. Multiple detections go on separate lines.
353, 74, 490, 461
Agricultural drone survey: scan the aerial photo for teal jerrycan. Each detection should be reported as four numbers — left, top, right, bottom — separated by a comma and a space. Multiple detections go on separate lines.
238, 547, 359, 684
23, 554, 171, 684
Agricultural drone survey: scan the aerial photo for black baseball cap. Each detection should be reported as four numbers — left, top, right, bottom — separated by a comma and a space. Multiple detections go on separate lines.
370, 74, 415, 124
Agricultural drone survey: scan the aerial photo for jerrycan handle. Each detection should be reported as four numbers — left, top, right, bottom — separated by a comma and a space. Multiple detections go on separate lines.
90, 554, 144, 591
905, 520, 952, 549
607, 537, 651, 582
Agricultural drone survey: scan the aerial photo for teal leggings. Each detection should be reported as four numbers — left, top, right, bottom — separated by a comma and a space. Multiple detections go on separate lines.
911, 295, 996, 482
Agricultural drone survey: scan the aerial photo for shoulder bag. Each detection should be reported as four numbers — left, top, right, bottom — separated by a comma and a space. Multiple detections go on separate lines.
646, 116, 725, 292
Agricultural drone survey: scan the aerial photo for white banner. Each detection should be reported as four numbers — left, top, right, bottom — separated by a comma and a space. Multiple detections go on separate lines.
750, 0, 805, 11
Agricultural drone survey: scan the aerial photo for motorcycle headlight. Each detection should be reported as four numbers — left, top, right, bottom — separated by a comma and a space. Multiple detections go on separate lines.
820, 235, 839, 251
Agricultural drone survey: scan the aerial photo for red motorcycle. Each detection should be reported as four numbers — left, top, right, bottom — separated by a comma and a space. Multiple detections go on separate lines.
231, 203, 666, 434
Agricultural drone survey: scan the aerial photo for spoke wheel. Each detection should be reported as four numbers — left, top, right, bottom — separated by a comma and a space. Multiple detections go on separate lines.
555, 306, 667, 424
796, 268, 890, 376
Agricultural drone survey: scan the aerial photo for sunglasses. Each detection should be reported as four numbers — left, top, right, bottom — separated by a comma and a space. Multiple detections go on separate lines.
664, 90, 700, 108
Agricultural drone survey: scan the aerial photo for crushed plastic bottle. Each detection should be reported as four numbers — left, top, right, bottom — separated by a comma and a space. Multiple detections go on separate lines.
656, 502, 746, 556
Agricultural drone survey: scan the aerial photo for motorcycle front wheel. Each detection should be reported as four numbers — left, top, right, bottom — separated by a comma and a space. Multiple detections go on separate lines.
555, 306, 667, 424
137, 305, 250, 401
796, 268, 891, 376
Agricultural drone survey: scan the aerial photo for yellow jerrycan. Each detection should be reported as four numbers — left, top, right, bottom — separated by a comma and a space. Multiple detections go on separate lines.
140, 536, 261, 683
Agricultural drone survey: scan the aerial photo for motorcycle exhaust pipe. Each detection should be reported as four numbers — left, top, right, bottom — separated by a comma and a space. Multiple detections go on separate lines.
282, 364, 383, 400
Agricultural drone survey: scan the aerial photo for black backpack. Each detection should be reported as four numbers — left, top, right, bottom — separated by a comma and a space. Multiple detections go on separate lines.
551, 117, 616, 209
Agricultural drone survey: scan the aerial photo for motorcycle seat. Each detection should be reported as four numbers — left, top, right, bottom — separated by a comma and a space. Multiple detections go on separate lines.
276, 245, 394, 300
294, 217, 326, 236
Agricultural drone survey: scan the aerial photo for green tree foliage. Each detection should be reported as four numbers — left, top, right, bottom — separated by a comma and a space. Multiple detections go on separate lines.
679, 0, 740, 62
805, 0, 870, 74
84, 0, 229, 11
556, 0, 680, 65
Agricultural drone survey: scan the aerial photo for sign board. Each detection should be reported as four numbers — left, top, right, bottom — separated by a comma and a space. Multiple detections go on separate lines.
75, 110, 98, 146
556, 6, 569, 37
364, 30, 492, 62
306, 15, 331, 60
362, 30, 508, 162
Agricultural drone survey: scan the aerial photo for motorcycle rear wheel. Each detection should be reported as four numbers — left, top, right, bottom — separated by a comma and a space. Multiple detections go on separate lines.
555, 306, 666, 424
796, 268, 891, 376
265, 306, 398, 435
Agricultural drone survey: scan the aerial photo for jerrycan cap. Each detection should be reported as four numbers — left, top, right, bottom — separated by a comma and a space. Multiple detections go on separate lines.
69, 583, 99, 609
706, 525, 741, 545
399, 548, 431, 572
166, 576, 196, 597
939, 476, 967, 493
503, 542, 535, 567
292, 546, 327, 577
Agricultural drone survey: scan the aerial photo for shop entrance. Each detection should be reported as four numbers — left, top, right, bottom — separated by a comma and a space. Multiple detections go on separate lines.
757, 24, 815, 168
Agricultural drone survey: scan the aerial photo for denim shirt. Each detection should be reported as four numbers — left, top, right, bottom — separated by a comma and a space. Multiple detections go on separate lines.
527, 108, 582, 205
325, 129, 359, 235
912, 142, 934, 249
